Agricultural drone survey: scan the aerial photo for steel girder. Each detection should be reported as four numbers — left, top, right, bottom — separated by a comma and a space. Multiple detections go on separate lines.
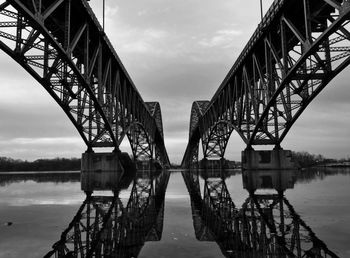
44, 195, 119, 257
45, 170, 170, 258
183, 0, 350, 166
182, 101, 210, 167
189, 101, 210, 139
202, 121, 234, 159
145, 102, 170, 166
126, 122, 153, 162
145, 102, 164, 139
182, 100, 237, 166
181, 139, 199, 168
241, 194, 339, 257
183, 170, 245, 255
118, 101, 169, 165
0, 0, 169, 166
182, 170, 338, 258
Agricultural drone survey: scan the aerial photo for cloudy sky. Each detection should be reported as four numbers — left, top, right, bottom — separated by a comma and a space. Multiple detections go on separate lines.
1, 0, 350, 163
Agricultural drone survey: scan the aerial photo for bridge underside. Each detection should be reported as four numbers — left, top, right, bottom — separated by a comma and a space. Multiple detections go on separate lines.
0, 0, 170, 169
182, 0, 350, 168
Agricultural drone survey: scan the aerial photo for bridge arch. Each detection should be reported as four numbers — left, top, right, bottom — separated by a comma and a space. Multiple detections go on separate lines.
202, 121, 235, 160
183, 0, 350, 167
183, 100, 248, 167
182, 101, 209, 167
144, 102, 170, 166
0, 0, 169, 167
189, 101, 210, 138
0, 0, 116, 148
124, 122, 153, 162
117, 102, 169, 165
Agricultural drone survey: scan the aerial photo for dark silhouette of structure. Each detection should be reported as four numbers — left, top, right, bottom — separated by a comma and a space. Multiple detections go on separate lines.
182, 0, 350, 168
0, 0, 169, 169
183, 169, 339, 257
45, 169, 170, 257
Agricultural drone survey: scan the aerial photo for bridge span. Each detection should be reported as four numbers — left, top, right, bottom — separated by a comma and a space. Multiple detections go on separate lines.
182, 0, 350, 169
0, 0, 170, 171
182, 169, 338, 257
45, 169, 170, 257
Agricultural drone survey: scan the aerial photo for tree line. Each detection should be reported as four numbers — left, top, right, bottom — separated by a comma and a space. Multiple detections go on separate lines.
291, 151, 324, 168
0, 157, 81, 172
0, 172, 80, 186
0, 151, 347, 171
291, 151, 346, 168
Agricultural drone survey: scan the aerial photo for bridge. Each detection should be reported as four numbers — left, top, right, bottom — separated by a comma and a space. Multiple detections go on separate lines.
182, 0, 350, 169
45, 170, 170, 257
0, 0, 170, 171
182, 169, 339, 257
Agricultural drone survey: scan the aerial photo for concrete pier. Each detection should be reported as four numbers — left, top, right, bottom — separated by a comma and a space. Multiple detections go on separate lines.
242, 170, 297, 192
242, 149, 296, 170
199, 158, 229, 170
135, 159, 162, 171
81, 152, 124, 192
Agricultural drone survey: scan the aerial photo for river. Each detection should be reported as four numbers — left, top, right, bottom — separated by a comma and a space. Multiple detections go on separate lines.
0, 168, 349, 257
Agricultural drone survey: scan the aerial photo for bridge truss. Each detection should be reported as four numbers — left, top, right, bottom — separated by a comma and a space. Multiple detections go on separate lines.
0, 0, 169, 166
182, 170, 338, 257
45, 170, 170, 257
183, 0, 350, 167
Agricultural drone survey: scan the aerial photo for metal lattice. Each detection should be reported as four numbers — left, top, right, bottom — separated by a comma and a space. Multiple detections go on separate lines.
0, 0, 169, 166
182, 170, 339, 258
45, 170, 170, 257
183, 0, 350, 167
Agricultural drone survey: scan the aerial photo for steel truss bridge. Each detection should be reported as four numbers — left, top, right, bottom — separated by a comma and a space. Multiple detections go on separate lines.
0, 0, 169, 167
182, 170, 338, 258
182, 0, 350, 167
45, 170, 170, 258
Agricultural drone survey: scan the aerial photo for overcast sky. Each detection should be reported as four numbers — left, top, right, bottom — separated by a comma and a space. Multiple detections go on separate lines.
1, 0, 350, 163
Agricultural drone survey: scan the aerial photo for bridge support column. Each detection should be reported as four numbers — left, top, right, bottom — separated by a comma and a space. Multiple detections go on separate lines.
199, 158, 229, 170
135, 159, 162, 171
81, 152, 124, 193
242, 170, 297, 192
242, 149, 296, 170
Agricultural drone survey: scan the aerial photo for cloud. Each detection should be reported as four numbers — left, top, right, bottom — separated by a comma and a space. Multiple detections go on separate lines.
199, 29, 243, 48
2, 137, 81, 145
119, 27, 172, 56
0, 137, 84, 161
106, 6, 119, 16
144, 28, 168, 39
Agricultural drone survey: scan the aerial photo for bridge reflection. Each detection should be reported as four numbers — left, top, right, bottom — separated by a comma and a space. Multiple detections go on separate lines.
183, 169, 339, 258
44, 169, 169, 258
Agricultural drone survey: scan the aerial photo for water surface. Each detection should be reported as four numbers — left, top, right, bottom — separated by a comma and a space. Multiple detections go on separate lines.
0, 168, 349, 257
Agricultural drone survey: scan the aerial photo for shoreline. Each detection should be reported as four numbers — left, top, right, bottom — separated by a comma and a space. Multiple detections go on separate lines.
0, 170, 80, 174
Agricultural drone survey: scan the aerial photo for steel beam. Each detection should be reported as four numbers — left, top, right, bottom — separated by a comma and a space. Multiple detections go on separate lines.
0, 0, 170, 168
183, 0, 350, 167
182, 169, 338, 257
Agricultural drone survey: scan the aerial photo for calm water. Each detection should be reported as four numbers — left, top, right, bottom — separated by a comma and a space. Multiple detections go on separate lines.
0, 168, 349, 257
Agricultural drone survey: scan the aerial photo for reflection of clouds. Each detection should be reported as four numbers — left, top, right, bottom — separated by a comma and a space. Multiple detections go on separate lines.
0, 181, 84, 206
165, 194, 190, 199
8, 198, 83, 206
